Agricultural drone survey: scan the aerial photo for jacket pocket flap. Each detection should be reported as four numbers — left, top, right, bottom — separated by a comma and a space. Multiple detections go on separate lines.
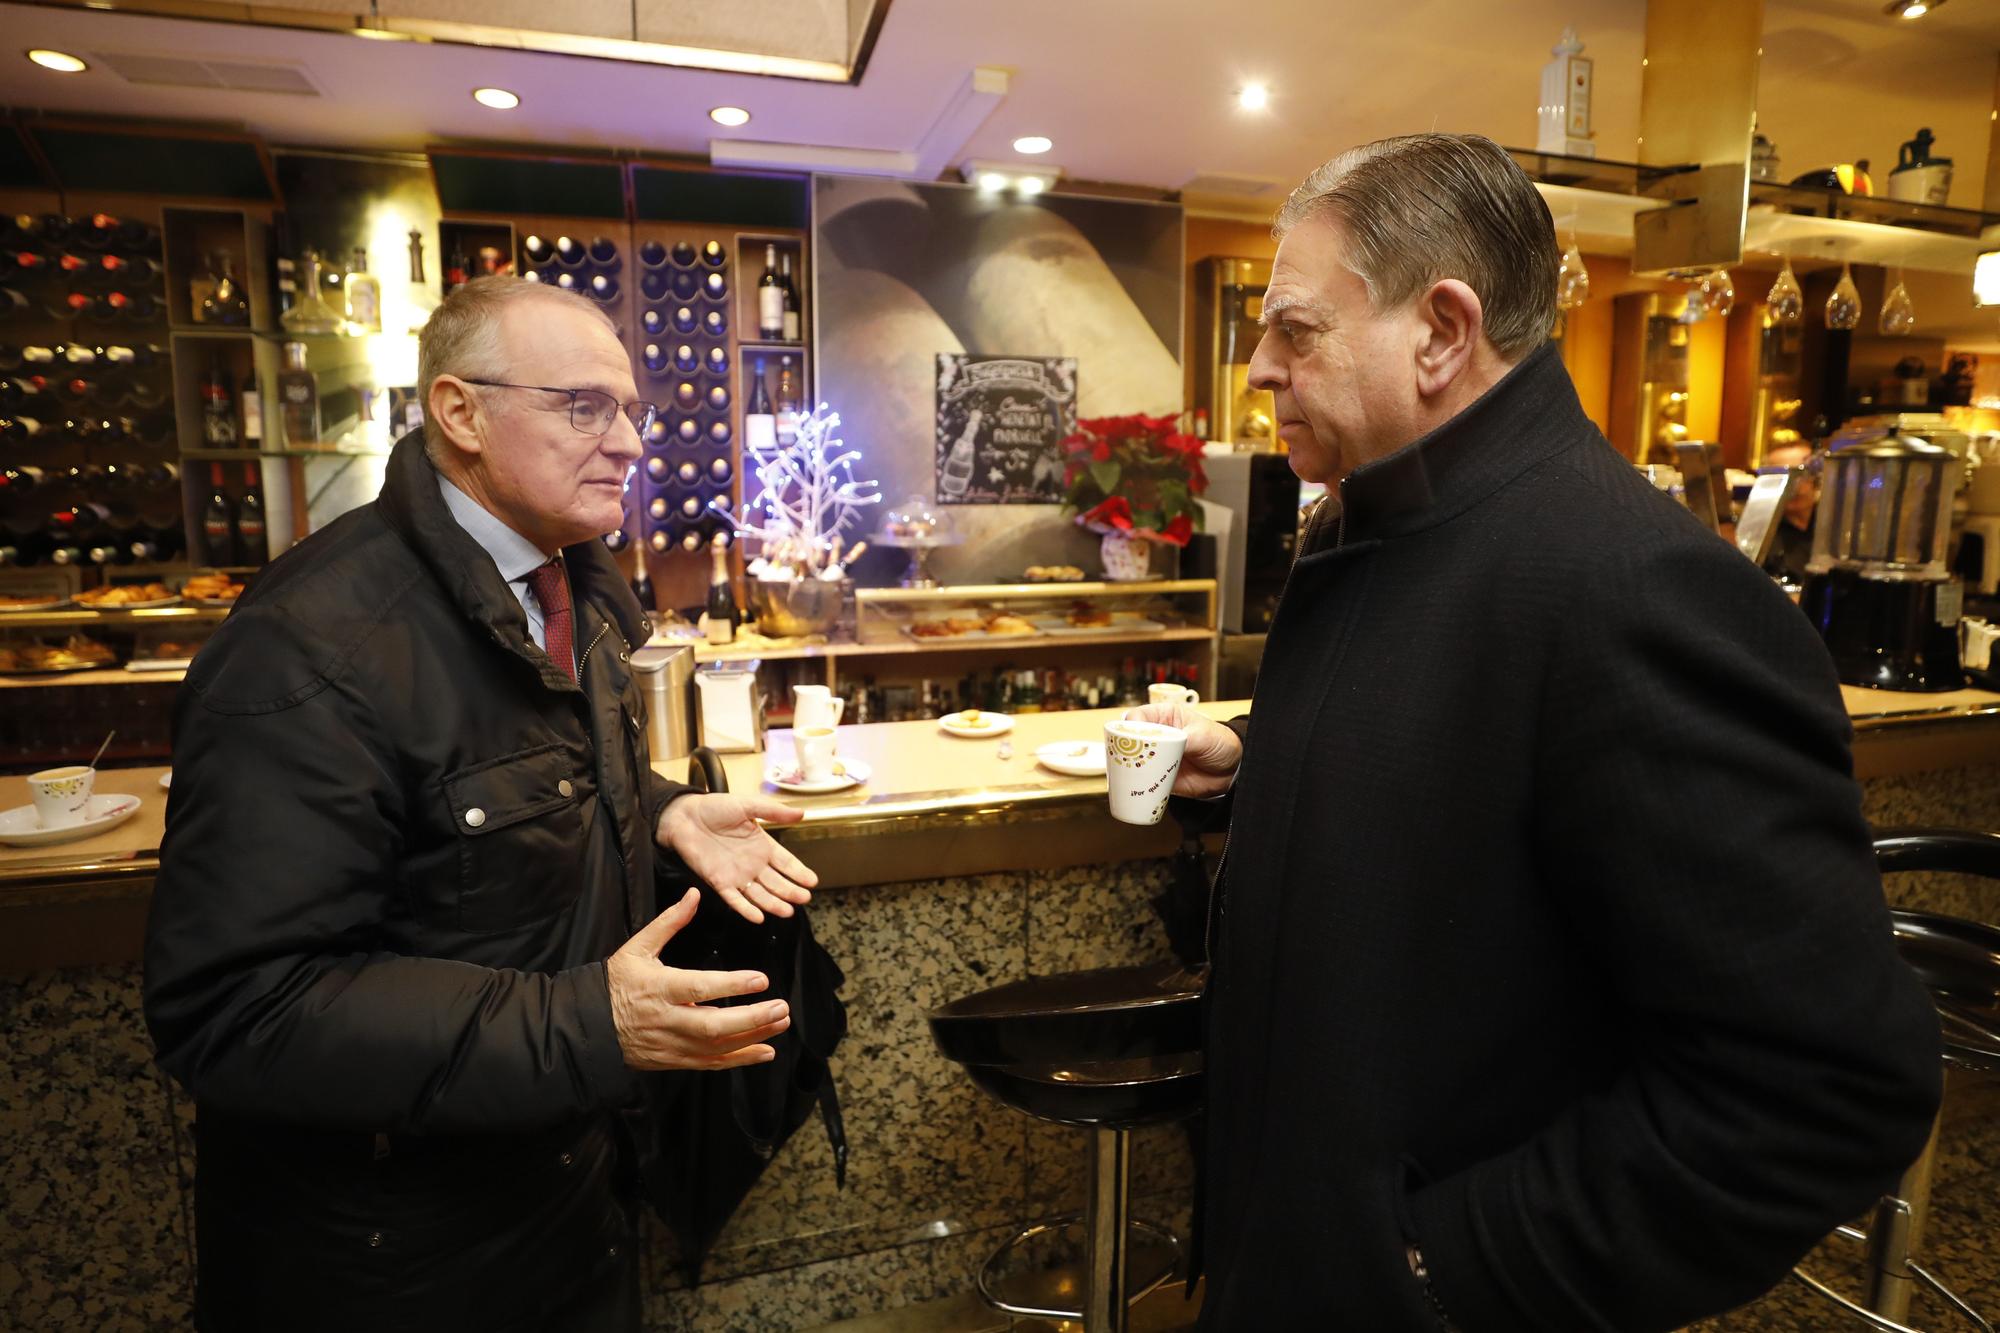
444, 745, 578, 836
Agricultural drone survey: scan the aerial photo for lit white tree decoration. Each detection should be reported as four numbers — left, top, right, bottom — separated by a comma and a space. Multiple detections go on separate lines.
732, 403, 881, 581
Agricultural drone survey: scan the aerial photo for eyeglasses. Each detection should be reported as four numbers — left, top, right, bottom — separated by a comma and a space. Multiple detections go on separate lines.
460, 380, 658, 438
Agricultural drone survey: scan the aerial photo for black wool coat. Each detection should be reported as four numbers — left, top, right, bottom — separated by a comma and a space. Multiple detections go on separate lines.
145, 433, 692, 1331
1196, 344, 1942, 1331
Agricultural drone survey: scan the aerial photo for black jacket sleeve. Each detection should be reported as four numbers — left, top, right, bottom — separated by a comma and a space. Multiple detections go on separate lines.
1405, 535, 1942, 1332
144, 660, 638, 1135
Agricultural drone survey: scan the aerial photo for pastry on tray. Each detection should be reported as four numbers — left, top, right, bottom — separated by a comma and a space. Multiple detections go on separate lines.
184, 573, 246, 602
0, 634, 117, 671
1024, 565, 1086, 582
75, 581, 175, 607
982, 613, 1038, 636
1065, 602, 1114, 628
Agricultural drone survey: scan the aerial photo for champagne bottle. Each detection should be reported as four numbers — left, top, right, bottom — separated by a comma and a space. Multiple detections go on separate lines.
758, 244, 783, 340
705, 531, 736, 646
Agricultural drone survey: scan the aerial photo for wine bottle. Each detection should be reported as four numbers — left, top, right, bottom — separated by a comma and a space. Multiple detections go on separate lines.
603, 526, 631, 553
30, 214, 70, 246
707, 384, 729, 412
554, 236, 584, 268
705, 346, 728, 377
555, 272, 578, 292
75, 213, 118, 250
775, 355, 801, 445
521, 235, 552, 268
642, 344, 669, 377
708, 456, 732, 485
644, 456, 669, 482
648, 496, 670, 521
203, 357, 239, 447
588, 237, 620, 268
708, 419, 731, 445
671, 269, 699, 301
640, 269, 671, 303
758, 244, 784, 339
672, 305, 697, 334
236, 462, 266, 562
0, 532, 54, 566
703, 309, 726, 338
703, 271, 727, 302
674, 382, 697, 411
701, 240, 725, 268
676, 459, 700, 486
676, 418, 699, 444
588, 273, 618, 304
630, 561, 653, 613
129, 527, 184, 562
670, 242, 696, 268
638, 240, 667, 269
648, 530, 672, 554
640, 309, 666, 338
780, 252, 801, 341
0, 415, 47, 445
203, 463, 236, 565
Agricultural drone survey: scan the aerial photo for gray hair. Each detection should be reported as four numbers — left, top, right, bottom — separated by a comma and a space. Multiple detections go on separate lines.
1273, 133, 1559, 360
416, 274, 620, 462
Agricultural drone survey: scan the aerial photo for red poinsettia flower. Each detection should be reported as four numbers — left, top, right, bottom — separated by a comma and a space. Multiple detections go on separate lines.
1160, 513, 1193, 546
1083, 496, 1134, 530
1090, 438, 1113, 463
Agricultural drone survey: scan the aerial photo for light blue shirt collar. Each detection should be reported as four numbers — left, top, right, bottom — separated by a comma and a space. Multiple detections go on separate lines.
436, 473, 563, 656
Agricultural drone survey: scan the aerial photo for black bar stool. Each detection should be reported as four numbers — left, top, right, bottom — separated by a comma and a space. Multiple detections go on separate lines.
1793, 828, 2000, 1333
930, 962, 1204, 1333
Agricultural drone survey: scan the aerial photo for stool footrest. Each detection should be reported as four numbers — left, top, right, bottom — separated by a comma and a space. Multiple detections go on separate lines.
976, 1215, 1182, 1321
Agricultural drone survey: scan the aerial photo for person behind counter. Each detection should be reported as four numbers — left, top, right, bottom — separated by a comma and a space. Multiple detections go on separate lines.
1133, 133, 1940, 1331
1759, 441, 1821, 585
144, 275, 819, 1333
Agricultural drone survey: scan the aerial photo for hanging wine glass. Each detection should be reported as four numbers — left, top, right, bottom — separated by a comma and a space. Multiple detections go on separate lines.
1825, 263, 1862, 331
1697, 266, 1736, 318
1879, 267, 1916, 336
1556, 235, 1590, 311
1765, 258, 1804, 327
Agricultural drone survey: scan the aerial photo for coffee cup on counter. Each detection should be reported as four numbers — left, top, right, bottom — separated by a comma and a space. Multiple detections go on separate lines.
1103, 719, 1187, 825
1147, 682, 1199, 707
795, 727, 840, 783
27, 765, 95, 829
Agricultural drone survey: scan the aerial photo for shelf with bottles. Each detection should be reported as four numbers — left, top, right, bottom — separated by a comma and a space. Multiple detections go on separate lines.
3, 204, 172, 329
163, 206, 273, 331
735, 232, 807, 351
184, 457, 272, 568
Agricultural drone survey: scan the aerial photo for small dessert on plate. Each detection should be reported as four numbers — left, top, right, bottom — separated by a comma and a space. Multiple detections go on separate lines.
982, 612, 1037, 637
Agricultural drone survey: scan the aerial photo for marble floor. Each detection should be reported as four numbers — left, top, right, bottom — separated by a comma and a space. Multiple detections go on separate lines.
813, 1073, 2000, 1333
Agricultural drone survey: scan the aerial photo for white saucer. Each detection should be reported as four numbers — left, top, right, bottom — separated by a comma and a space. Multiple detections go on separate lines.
939, 711, 1012, 738
1036, 740, 1107, 777
766, 756, 872, 795
0, 793, 143, 847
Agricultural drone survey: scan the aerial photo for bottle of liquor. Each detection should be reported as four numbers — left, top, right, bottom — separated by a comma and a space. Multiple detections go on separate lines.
277, 342, 320, 449
236, 462, 266, 562
203, 463, 236, 565
275, 252, 297, 319
241, 378, 263, 449
779, 252, 802, 341
749, 356, 780, 454
343, 247, 382, 334
205, 250, 250, 326
282, 250, 342, 335
203, 357, 239, 447
705, 531, 736, 646
775, 355, 802, 446
758, 244, 784, 340
187, 252, 219, 324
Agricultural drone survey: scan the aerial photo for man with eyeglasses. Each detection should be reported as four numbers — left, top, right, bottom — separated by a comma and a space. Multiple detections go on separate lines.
146, 276, 814, 1332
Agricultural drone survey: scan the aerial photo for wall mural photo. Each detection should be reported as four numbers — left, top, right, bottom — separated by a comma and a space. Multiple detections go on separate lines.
813, 176, 1182, 581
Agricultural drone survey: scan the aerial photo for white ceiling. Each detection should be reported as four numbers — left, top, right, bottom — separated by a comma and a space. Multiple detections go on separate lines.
2, 0, 1992, 202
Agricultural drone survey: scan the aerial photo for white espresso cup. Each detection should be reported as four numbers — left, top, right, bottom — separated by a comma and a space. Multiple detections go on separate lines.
1103, 719, 1187, 825
795, 727, 839, 783
28, 765, 95, 829
793, 685, 845, 732
1147, 682, 1199, 707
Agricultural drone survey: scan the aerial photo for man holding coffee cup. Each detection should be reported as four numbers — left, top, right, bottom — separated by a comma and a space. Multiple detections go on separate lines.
1130, 135, 1939, 1330
145, 276, 819, 1332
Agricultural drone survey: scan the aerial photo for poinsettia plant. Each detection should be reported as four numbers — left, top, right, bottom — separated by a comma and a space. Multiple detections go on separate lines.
1059, 414, 1208, 547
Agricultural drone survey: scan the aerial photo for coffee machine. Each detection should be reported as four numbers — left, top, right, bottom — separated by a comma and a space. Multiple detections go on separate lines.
1798, 416, 1967, 691
1194, 258, 1276, 449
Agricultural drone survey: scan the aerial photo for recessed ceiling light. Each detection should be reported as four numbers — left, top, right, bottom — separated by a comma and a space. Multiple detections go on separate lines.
709, 106, 751, 127
27, 49, 89, 74
472, 87, 520, 110
1237, 83, 1270, 112
1885, 0, 1943, 15
1012, 135, 1053, 155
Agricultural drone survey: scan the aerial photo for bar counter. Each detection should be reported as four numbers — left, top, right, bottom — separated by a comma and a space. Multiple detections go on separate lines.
6, 689, 2000, 1330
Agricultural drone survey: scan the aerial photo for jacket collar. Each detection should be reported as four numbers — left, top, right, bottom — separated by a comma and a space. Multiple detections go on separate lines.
376, 430, 652, 689
1304, 341, 1590, 555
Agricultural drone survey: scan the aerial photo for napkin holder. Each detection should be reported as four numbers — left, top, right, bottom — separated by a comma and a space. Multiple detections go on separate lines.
694, 666, 764, 753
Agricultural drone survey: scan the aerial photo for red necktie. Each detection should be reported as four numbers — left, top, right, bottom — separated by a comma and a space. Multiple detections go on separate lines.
526, 559, 576, 683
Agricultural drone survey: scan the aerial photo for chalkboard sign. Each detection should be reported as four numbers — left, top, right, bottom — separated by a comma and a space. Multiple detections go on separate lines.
934, 354, 1078, 504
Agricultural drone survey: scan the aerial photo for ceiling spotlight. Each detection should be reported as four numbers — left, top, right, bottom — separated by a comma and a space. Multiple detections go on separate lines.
27, 49, 89, 74
1885, 0, 1942, 15
709, 106, 751, 128
977, 172, 1009, 194
1012, 135, 1053, 155
472, 86, 520, 110
1017, 176, 1046, 196
1237, 82, 1270, 112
